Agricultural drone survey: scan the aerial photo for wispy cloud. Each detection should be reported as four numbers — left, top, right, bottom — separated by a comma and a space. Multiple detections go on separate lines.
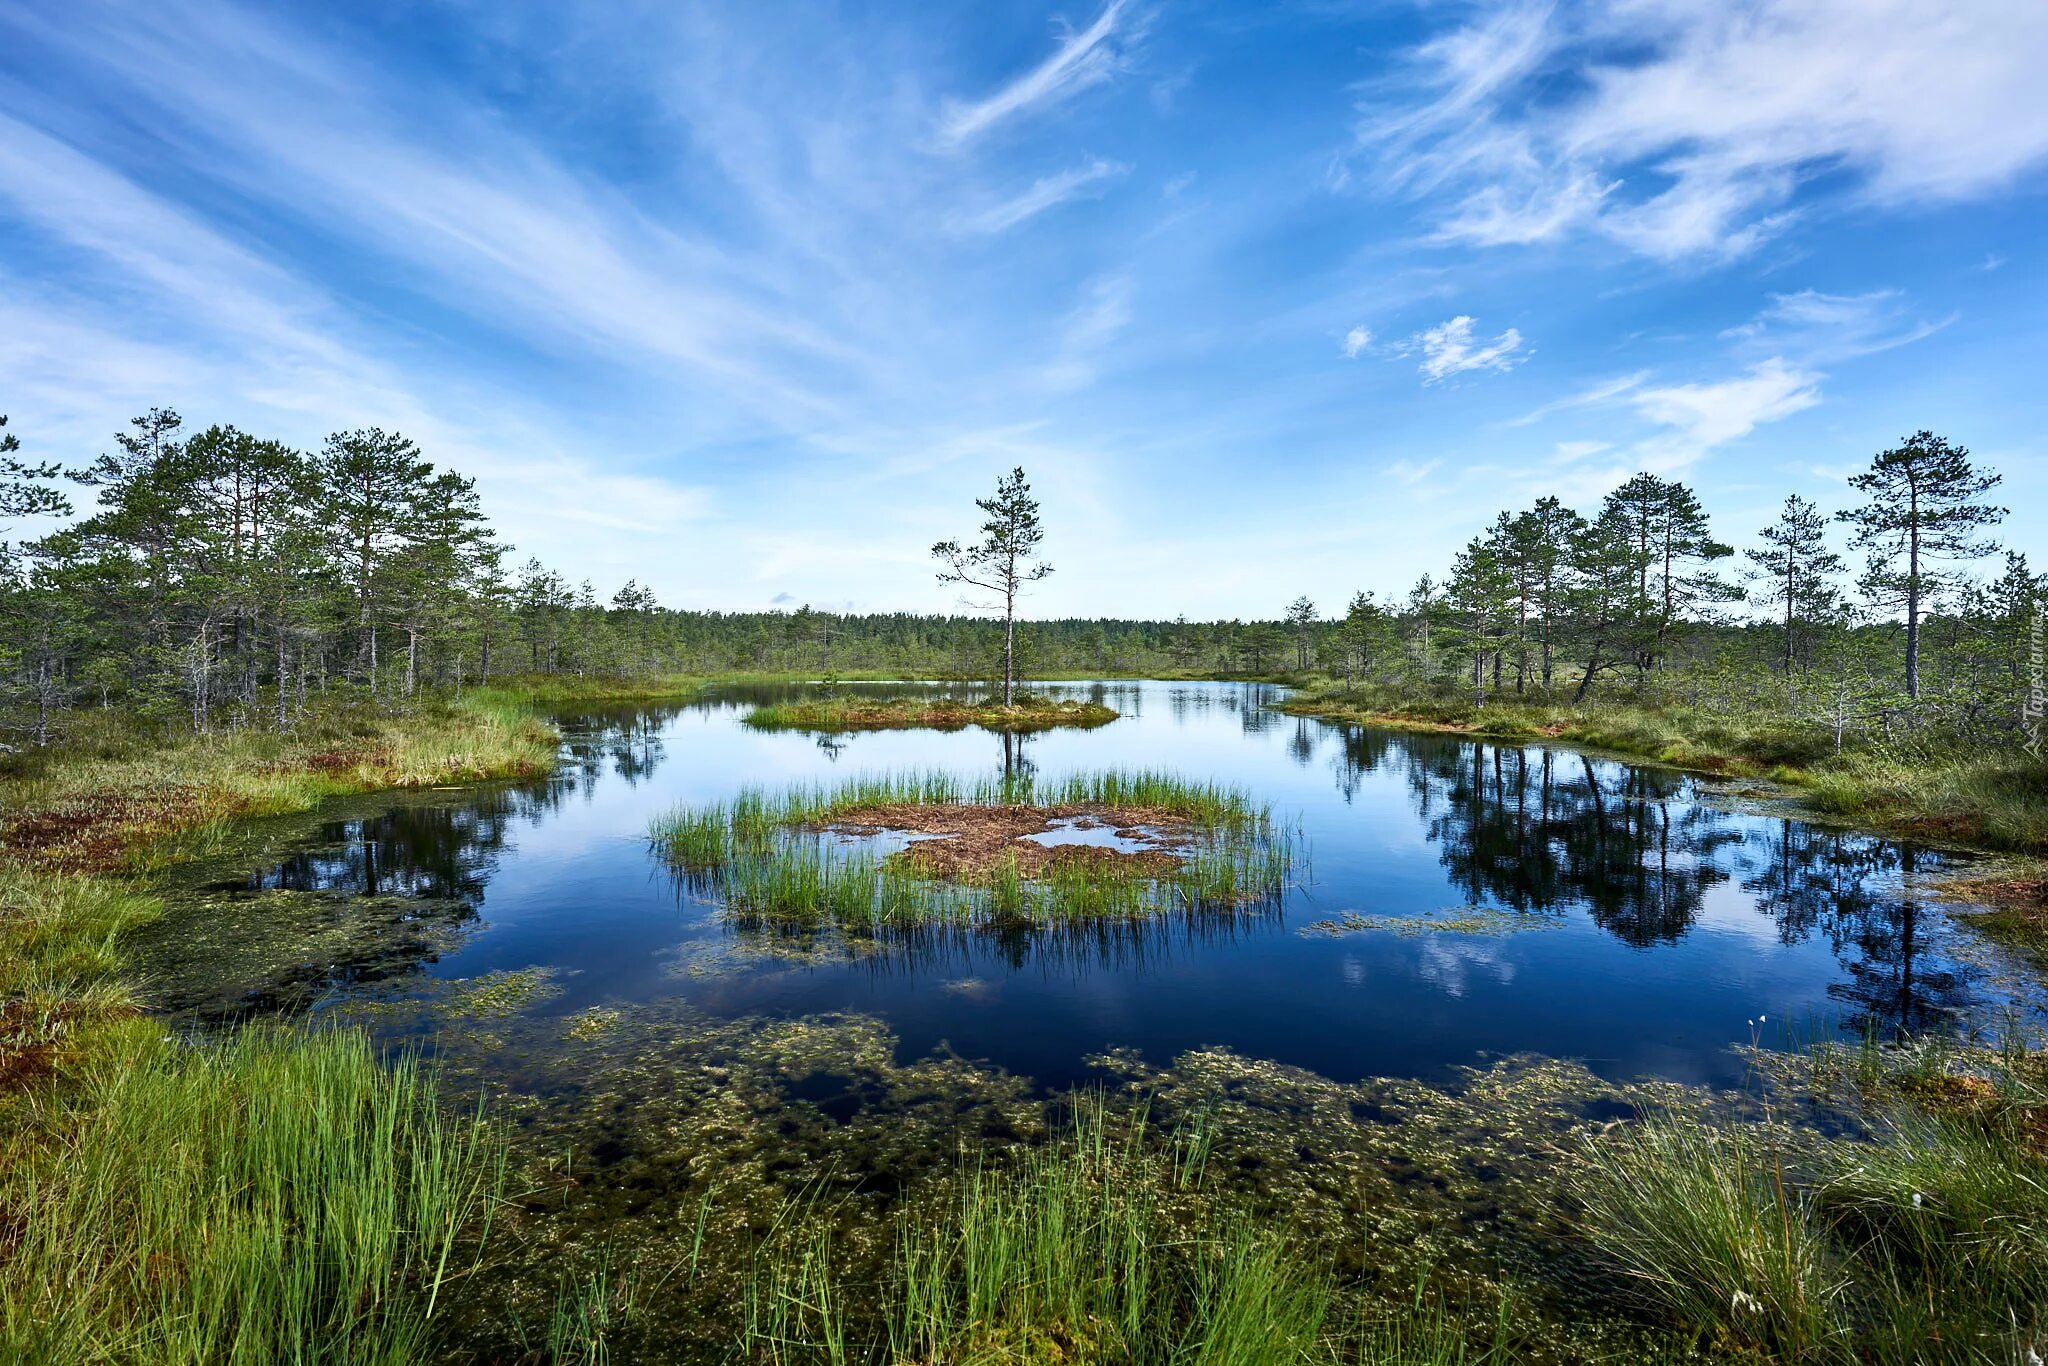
1507, 371, 1647, 426
1625, 358, 1822, 471
1357, 0, 2048, 260
1408, 315, 1526, 383
937, 1, 1133, 147
1340, 324, 1373, 358
950, 156, 1128, 234
1721, 288, 1953, 362
1037, 273, 1135, 392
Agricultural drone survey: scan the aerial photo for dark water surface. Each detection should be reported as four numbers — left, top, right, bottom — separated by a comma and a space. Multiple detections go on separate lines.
157, 681, 2038, 1093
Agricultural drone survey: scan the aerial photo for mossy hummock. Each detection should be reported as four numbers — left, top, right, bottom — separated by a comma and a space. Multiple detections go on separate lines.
744, 694, 1118, 734
649, 769, 1295, 928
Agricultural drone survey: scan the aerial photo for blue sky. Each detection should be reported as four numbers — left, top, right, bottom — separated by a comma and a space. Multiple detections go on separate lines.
3, 0, 2045, 618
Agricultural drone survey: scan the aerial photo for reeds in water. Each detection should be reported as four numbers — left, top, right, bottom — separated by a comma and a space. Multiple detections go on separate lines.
744, 1102, 1331, 1365
649, 770, 1295, 929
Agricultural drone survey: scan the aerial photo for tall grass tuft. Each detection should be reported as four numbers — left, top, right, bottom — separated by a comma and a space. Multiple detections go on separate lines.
0, 1027, 506, 1364
746, 1102, 1333, 1365
1568, 1113, 1847, 1357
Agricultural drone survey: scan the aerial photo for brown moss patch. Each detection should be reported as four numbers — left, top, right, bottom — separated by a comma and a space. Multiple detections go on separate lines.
826, 802, 1194, 880
1894, 1072, 1999, 1116
748, 697, 1118, 734
0, 786, 236, 872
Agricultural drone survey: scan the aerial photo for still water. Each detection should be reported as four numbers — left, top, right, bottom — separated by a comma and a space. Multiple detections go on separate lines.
156, 681, 2036, 1093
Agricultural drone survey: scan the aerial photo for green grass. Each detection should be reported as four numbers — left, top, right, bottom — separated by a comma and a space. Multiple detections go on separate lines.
744, 693, 1119, 734
1570, 1039, 2048, 1363
1570, 1115, 1848, 1358
0, 693, 558, 873
651, 768, 1274, 866
745, 1104, 1335, 1366
0, 1027, 506, 1364
0, 702, 526, 1363
650, 770, 1295, 929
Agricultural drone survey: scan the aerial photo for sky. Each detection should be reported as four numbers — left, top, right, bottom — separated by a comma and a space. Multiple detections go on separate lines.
2, 0, 2046, 620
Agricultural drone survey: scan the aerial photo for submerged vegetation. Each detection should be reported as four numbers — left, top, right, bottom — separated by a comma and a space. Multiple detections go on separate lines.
394, 995, 2048, 1364
743, 691, 1117, 733
649, 768, 1296, 928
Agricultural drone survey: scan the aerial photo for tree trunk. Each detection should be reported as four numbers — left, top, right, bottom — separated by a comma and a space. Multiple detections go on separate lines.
1002, 584, 1016, 707
1573, 638, 1603, 704
1905, 514, 1922, 699
275, 625, 290, 730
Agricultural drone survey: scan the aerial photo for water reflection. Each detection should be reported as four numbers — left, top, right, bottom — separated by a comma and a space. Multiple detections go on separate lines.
1338, 723, 1984, 1037
143, 682, 2034, 1086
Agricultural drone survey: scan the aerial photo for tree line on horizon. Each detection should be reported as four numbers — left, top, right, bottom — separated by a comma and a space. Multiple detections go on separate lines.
0, 408, 2033, 750
1291, 430, 2028, 748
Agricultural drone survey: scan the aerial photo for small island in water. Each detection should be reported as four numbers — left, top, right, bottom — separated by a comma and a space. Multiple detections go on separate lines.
743, 692, 1118, 733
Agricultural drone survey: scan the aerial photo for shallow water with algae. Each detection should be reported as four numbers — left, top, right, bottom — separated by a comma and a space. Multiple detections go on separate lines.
128, 680, 2048, 1358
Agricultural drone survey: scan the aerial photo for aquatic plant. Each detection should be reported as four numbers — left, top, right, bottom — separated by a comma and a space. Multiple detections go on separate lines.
745, 1102, 1333, 1365
743, 693, 1118, 734
648, 769, 1295, 929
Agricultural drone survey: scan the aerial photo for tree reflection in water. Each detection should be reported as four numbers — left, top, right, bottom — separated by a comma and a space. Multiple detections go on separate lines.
1334, 724, 1979, 1037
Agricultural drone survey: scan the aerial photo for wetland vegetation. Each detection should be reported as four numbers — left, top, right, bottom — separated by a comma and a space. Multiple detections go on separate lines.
650, 768, 1294, 930
1, 417, 2044, 1362
742, 691, 1118, 734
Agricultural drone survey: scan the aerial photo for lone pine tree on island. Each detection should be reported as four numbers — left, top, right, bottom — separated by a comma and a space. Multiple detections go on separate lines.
932, 466, 1052, 708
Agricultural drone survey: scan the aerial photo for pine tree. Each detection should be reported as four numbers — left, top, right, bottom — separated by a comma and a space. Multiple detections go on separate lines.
1284, 596, 1318, 671
932, 467, 1053, 707
322, 428, 435, 696
1745, 494, 1845, 674
1839, 431, 2004, 698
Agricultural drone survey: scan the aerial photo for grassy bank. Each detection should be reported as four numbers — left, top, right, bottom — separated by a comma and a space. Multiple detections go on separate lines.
744, 693, 1118, 733
0, 860, 509, 1363
1280, 680, 2048, 856
0, 696, 538, 1362
1572, 1032, 2048, 1361
0, 693, 558, 873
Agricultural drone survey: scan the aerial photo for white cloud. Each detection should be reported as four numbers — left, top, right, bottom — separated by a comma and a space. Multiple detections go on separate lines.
937, 1, 1132, 147
1361, 0, 2048, 259
1625, 358, 1822, 471
1507, 370, 1647, 425
1410, 315, 1526, 383
949, 157, 1128, 234
1341, 325, 1373, 358
1721, 288, 1953, 362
